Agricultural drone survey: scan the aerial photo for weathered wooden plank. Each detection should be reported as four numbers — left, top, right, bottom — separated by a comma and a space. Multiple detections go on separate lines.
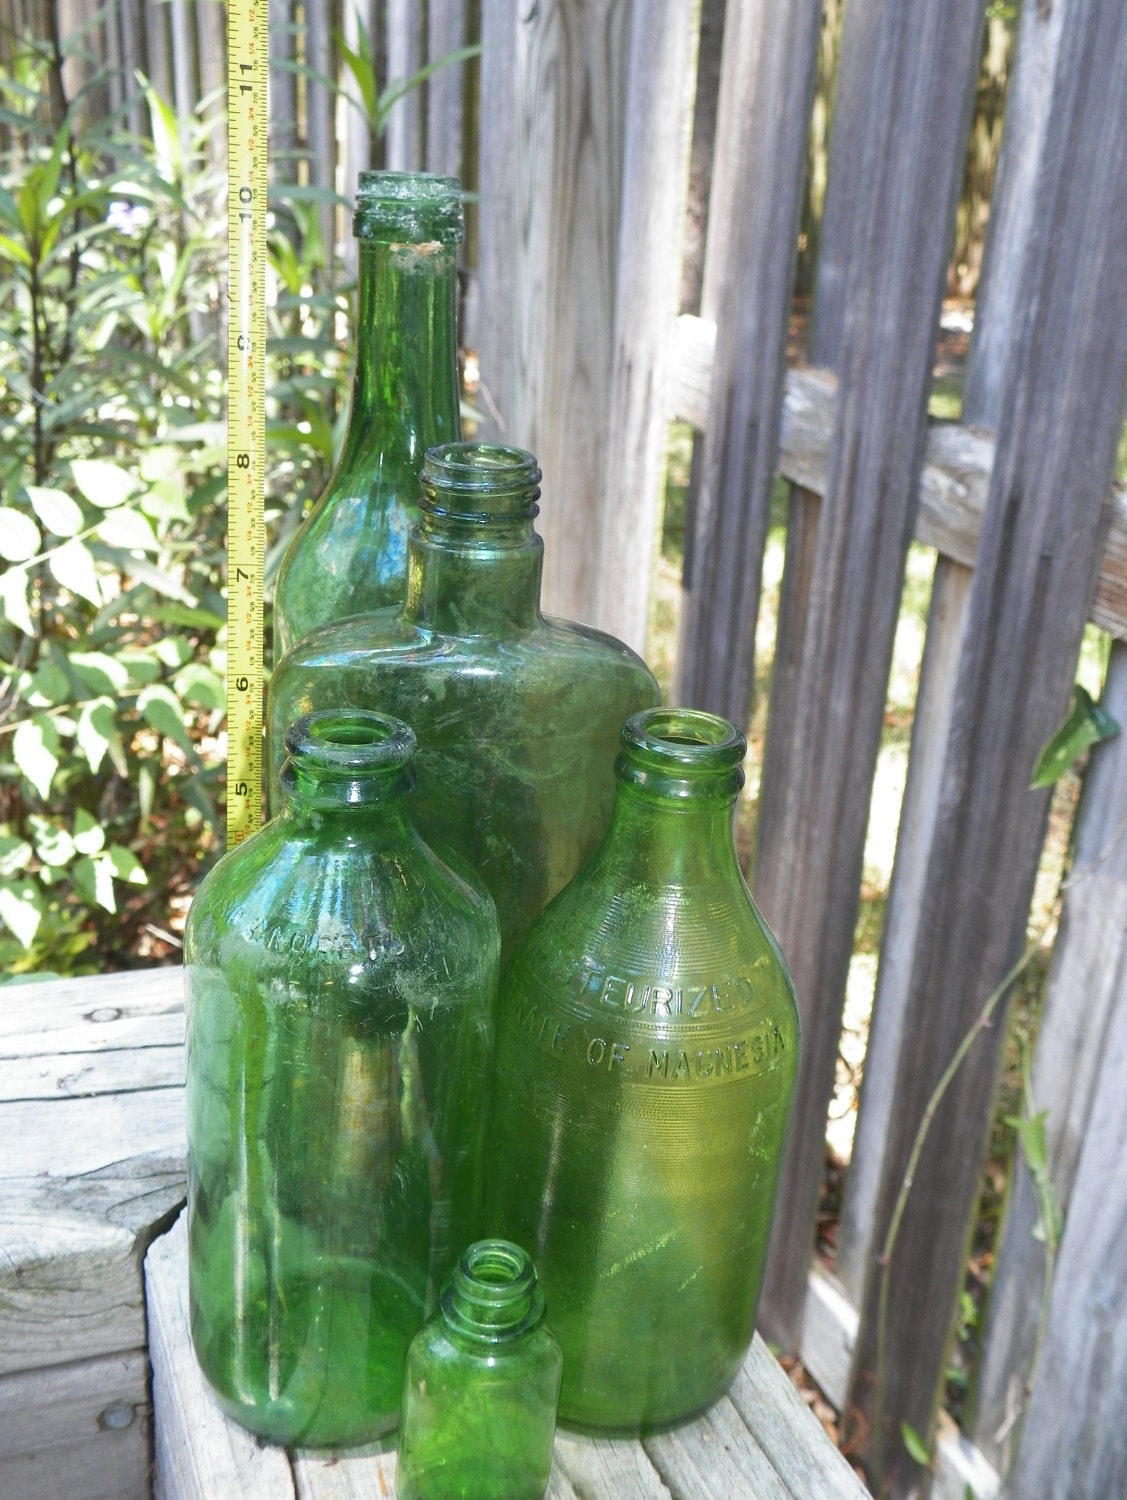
730, 1334, 870, 1499
0, 1350, 150, 1500
752, 0, 987, 1356
1004, 904, 1127, 1498
385, 0, 425, 172
268, 0, 297, 179
845, 3, 1127, 1490
146, 1213, 297, 1500
475, 0, 631, 625
555, 1432, 669, 1499
971, 650, 1127, 1472
645, 1396, 791, 1500
425, 0, 468, 180
676, 0, 823, 719
2, 1083, 184, 1179
0, 1040, 183, 1101
796, 1265, 857, 1412
0, 966, 183, 1055
592, 0, 698, 654
293, 1448, 398, 1498
302, 0, 336, 264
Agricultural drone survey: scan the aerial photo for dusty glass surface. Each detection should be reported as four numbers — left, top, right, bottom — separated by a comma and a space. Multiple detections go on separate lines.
185, 710, 498, 1446
484, 708, 800, 1432
273, 172, 462, 656
268, 444, 661, 965
397, 1239, 563, 1500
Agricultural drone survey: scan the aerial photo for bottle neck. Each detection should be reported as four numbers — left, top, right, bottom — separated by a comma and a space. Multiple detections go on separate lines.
440, 1241, 545, 1347
404, 516, 544, 633
598, 781, 744, 887
277, 710, 417, 815
341, 238, 461, 468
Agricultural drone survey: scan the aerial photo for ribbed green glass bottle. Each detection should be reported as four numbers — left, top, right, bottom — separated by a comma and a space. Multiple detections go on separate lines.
267, 444, 661, 965
396, 1240, 563, 1500
185, 710, 498, 1447
273, 172, 462, 657
484, 708, 800, 1433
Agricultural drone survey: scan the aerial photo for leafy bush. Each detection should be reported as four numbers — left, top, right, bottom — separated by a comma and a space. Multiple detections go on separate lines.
0, 29, 350, 975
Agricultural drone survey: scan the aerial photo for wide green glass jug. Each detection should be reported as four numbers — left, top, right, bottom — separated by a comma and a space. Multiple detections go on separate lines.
397, 1240, 563, 1500
484, 708, 800, 1432
268, 443, 661, 964
185, 710, 498, 1446
273, 172, 462, 656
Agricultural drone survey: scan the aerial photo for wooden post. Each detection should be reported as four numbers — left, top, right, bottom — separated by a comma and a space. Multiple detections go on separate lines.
591, 0, 699, 654
844, 3, 1127, 1490
750, 0, 986, 1360
676, 0, 823, 720
385, 0, 425, 171
426, 0, 468, 180
834, 0, 1069, 1310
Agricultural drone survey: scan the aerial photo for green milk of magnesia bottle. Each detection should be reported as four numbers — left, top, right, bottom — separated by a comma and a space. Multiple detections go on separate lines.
268, 443, 661, 966
485, 708, 800, 1432
273, 172, 462, 656
185, 710, 498, 1446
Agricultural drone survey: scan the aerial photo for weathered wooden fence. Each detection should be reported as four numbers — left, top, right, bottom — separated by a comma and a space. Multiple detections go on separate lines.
8, 1, 1127, 1496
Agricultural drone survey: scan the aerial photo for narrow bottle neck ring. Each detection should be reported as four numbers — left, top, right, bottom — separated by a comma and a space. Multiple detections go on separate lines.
440, 1240, 546, 1346
616, 708, 746, 805
353, 170, 463, 245
279, 710, 416, 811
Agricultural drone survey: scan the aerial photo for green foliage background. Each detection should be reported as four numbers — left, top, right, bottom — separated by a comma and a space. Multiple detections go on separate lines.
0, 29, 351, 975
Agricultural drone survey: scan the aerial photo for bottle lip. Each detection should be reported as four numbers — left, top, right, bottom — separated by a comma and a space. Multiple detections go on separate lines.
420, 442, 542, 522
283, 709, 416, 777
353, 170, 464, 244
617, 708, 746, 799
440, 1238, 546, 1343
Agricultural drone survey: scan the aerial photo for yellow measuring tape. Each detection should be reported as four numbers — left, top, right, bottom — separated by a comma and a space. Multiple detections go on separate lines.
225, 0, 268, 847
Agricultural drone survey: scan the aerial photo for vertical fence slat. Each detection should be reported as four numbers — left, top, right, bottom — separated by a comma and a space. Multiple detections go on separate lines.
385, 0, 425, 171
1003, 733, 1127, 1497
750, 0, 986, 1359
117, 0, 146, 138
844, 2, 1127, 1489
143, 0, 173, 109
426, 0, 468, 179
268, 0, 297, 180
474, 0, 518, 437
168, 0, 197, 134
339, 0, 373, 264
675, 0, 822, 722
592, 0, 698, 655
303, 0, 337, 265
195, 0, 226, 122
834, 0, 1068, 1311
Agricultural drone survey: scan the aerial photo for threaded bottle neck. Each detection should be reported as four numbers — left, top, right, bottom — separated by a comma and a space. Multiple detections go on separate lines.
440, 1240, 546, 1345
279, 710, 416, 811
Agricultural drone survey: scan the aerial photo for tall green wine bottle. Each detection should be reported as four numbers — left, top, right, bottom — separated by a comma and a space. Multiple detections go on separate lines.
484, 708, 800, 1432
268, 444, 661, 964
185, 710, 498, 1446
273, 172, 462, 656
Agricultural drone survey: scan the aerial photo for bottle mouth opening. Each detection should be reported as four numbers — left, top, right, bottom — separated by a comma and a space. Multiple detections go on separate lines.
421, 442, 542, 521
283, 709, 416, 775
442, 1239, 545, 1341
353, 170, 463, 244
462, 1239, 534, 1294
622, 708, 746, 769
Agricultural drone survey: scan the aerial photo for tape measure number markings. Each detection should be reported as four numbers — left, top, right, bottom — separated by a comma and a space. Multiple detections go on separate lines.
225, 0, 268, 848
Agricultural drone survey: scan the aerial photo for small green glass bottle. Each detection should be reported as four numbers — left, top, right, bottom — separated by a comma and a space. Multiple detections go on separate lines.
268, 444, 661, 964
273, 172, 462, 656
484, 708, 800, 1433
185, 710, 498, 1446
396, 1240, 563, 1500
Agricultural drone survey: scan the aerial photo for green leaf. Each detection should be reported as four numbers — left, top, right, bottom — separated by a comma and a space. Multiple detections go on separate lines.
138, 682, 192, 751
0, 566, 33, 635
71, 458, 136, 509
148, 603, 225, 632
1031, 684, 1120, 787
73, 807, 106, 856
29, 815, 75, 868
23, 661, 70, 706
13, 712, 60, 799
73, 854, 116, 913
118, 650, 161, 685
107, 844, 147, 886
26, 485, 83, 536
140, 477, 191, 525
0, 835, 32, 878
155, 636, 192, 669
900, 1421, 931, 1467
69, 650, 130, 695
95, 506, 158, 552
76, 697, 115, 774
175, 661, 225, 711
0, 880, 44, 948
49, 538, 102, 606
1004, 1108, 1050, 1175
0, 506, 42, 562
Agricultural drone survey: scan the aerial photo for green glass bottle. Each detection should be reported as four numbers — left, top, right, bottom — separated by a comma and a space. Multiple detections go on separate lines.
273, 171, 462, 657
185, 710, 498, 1447
483, 708, 800, 1433
396, 1240, 563, 1500
267, 444, 661, 964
